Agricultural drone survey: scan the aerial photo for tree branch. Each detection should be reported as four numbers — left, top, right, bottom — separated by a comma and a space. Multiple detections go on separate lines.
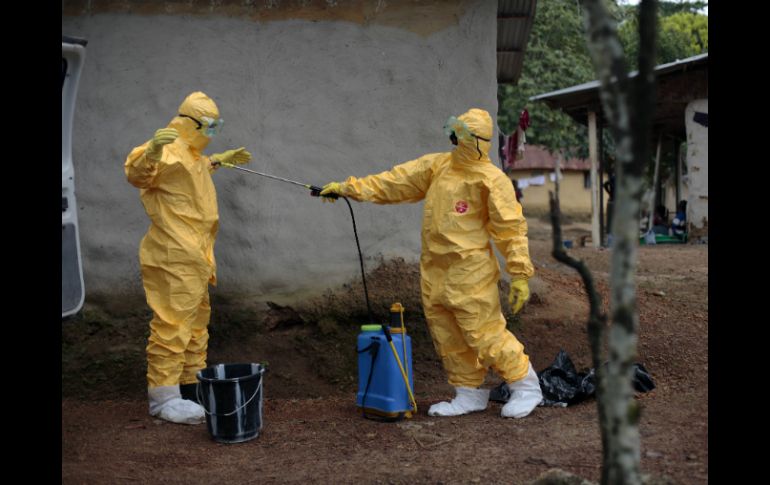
548, 189, 607, 369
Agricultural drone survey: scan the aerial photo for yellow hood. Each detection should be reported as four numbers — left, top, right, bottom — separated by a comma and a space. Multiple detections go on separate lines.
453, 108, 493, 164
168, 91, 220, 152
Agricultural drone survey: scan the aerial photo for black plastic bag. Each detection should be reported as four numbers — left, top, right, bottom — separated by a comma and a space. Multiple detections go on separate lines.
489, 350, 655, 407
537, 350, 596, 406
632, 363, 655, 392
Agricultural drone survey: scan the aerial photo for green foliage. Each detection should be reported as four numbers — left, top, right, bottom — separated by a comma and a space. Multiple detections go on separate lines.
498, 0, 707, 164
498, 0, 595, 156
617, 7, 707, 64
662, 12, 708, 53
657, 1, 708, 16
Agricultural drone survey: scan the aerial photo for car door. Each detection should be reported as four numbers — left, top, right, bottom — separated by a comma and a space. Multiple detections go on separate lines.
62, 36, 87, 318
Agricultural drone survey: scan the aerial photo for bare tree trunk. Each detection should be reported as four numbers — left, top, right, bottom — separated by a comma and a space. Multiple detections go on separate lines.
578, 1, 658, 484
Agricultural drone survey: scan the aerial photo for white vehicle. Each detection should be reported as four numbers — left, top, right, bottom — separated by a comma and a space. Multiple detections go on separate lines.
62, 36, 87, 318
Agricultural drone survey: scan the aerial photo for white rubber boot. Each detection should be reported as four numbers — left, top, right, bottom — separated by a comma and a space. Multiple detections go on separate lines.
501, 363, 543, 418
148, 385, 206, 425
428, 387, 490, 417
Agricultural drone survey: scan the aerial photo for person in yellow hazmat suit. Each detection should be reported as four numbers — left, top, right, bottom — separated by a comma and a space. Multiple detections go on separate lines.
320, 108, 542, 418
125, 92, 252, 424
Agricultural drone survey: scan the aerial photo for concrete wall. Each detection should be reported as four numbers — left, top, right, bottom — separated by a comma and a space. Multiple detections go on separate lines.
684, 99, 708, 234
509, 170, 602, 218
62, 0, 499, 302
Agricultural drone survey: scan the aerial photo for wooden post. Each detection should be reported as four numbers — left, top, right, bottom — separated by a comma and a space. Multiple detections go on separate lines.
599, 123, 605, 246
589, 111, 600, 247
675, 138, 683, 204
646, 133, 663, 232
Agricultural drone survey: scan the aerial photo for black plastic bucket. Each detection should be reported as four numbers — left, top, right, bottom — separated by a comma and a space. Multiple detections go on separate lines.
197, 363, 266, 443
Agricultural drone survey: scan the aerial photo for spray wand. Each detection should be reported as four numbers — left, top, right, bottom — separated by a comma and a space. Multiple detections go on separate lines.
217, 163, 373, 324
221, 165, 335, 198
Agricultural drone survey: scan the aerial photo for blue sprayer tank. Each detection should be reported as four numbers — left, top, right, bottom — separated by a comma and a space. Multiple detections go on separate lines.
356, 302, 414, 421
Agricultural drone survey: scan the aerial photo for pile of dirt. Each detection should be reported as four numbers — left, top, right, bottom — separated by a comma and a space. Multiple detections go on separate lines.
62, 257, 458, 400
62, 251, 598, 402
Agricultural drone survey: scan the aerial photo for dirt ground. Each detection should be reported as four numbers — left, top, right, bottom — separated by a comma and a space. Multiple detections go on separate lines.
62, 217, 708, 484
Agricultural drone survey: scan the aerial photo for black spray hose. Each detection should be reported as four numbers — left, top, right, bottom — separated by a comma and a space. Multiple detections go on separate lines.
307, 186, 373, 325
341, 196, 375, 325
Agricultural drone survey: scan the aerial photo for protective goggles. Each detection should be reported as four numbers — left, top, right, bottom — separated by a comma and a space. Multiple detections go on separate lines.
179, 114, 224, 137
443, 116, 473, 142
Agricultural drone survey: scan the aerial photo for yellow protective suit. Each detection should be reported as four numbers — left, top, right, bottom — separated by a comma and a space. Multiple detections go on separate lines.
336, 108, 535, 387
125, 92, 221, 388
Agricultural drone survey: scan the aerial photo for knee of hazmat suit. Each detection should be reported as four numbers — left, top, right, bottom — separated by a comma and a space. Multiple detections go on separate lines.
124, 91, 223, 390
332, 108, 536, 392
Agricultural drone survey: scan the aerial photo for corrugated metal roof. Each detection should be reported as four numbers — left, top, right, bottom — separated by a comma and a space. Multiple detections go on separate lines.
527, 53, 708, 137
530, 53, 709, 102
497, 0, 537, 84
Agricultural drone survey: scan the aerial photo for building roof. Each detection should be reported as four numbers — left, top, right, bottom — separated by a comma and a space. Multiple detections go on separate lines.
508, 145, 590, 172
529, 53, 708, 137
497, 0, 537, 84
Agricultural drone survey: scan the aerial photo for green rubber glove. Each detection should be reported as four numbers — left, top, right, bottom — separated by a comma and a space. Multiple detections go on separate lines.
211, 147, 252, 168
146, 128, 179, 160
508, 279, 530, 315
